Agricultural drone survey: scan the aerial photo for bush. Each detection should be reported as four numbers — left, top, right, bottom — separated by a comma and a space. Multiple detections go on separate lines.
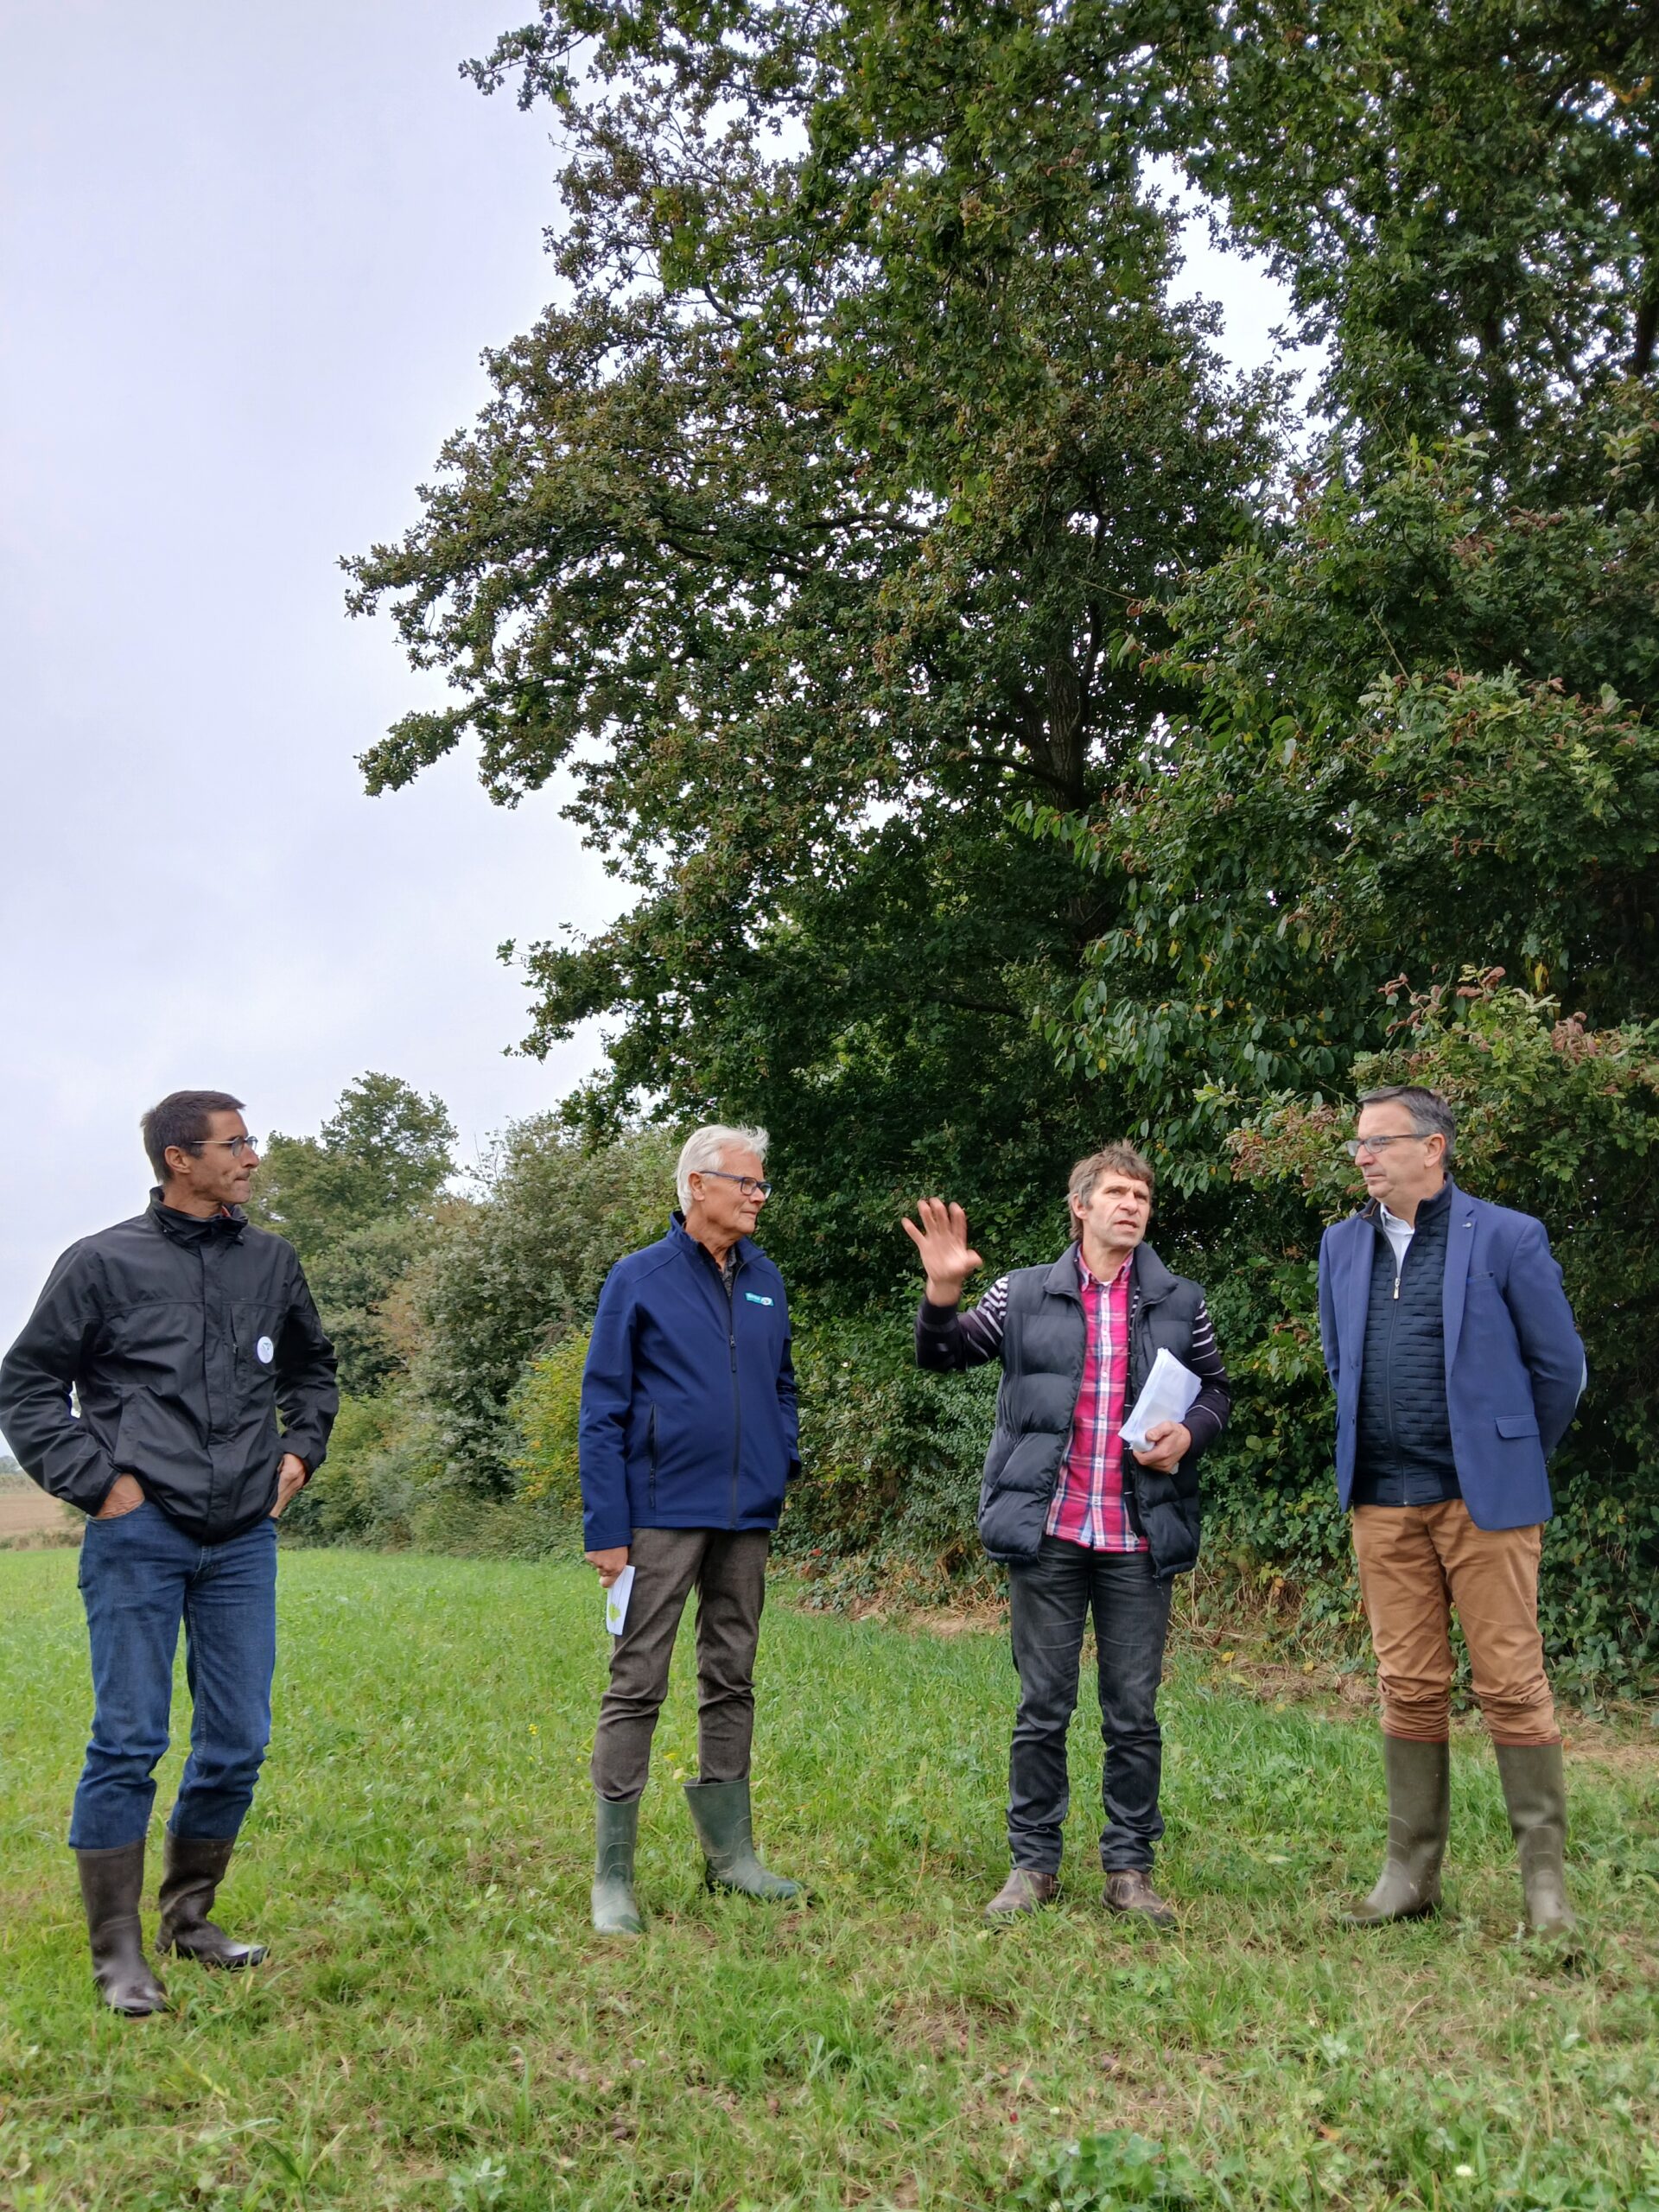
406, 1123, 679, 1494
1224, 976, 1659, 1695
280, 1391, 442, 1549
505, 1327, 590, 1555
778, 1308, 1000, 1603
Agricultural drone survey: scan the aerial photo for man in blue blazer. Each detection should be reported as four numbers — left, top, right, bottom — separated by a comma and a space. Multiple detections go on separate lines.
1318, 1085, 1584, 1936
579, 1124, 801, 1934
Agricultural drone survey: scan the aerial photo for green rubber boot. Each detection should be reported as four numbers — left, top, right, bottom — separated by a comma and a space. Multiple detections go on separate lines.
1338, 1736, 1449, 1927
591, 1793, 645, 1936
683, 1778, 801, 1902
1495, 1742, 1576, 1938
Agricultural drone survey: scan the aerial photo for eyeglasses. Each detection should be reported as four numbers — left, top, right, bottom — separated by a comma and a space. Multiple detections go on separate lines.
188, 1135, 261, 1159
697, 1169, 772, 1198
1342, 1134, 1431, 1160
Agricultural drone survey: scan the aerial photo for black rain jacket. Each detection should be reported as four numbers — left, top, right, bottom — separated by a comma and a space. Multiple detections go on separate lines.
0, 1193, 338, 1543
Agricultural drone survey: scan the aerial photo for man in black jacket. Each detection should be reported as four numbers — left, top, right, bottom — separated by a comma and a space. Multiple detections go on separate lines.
0, 1090, 337, 2015
907, 1145, 1230, 1924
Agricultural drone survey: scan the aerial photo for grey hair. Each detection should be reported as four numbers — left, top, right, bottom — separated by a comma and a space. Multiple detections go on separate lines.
1357, 1084, 1457, 1163
677, 1123, 771, 1211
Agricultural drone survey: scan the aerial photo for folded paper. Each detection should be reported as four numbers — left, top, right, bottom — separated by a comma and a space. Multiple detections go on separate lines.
1120, 1347, 1202, 1454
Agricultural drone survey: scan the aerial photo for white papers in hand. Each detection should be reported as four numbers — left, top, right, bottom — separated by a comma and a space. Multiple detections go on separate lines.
605, 1564, 636, 1637
1120, 1348, 1203, 1454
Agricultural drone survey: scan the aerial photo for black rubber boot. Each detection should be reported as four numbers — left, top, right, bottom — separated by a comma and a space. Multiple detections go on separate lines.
1495, 1742, 1576, 1938
592, 1793, 645, 1936
156, 1832, 268, 1967
683, 1778, 801, 1901
1338, 1736, 1450, 1926
74, 1841, 168, 2015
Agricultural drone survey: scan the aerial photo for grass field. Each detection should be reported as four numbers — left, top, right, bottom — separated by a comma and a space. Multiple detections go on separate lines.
1, 1549, 1656, 2212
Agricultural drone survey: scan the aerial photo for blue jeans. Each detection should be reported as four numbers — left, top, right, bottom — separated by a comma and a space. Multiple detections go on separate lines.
70, 1500, 277, 1850
1006, 1537, 1173, 1873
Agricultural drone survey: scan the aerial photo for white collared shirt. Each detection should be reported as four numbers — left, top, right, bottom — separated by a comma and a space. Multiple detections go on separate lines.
1377, 1200, 1415, 1281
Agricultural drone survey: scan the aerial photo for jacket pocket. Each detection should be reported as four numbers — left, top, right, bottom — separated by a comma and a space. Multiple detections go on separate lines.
646, 1405, 658, 1512
1496, 1414, 1540, 1439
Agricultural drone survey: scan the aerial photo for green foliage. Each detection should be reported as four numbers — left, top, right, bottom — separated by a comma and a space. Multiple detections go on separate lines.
347, 0, 1278, 1297
1035, 423, 1659, 1185
407, 1123, 678, 1493
508, 1327, 588, 1519
1004, 2130, 1209, 2211
251, 1071, 455, 1263
249, 1073, 457, 1395
331, 4, 1659, 1690
278, 1392, 442, 1549
781, 1311, 1001, 1597
1163, 1, 1659, 463
1226, 978, 1659, 1693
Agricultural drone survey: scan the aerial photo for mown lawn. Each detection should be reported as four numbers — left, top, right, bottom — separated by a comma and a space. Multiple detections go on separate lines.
1, 1549, 1656, 2212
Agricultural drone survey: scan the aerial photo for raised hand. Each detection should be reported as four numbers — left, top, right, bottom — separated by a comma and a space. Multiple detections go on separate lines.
901, 1198, 984, 1306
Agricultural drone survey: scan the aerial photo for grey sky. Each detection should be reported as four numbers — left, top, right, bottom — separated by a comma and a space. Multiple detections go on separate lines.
1, 1, 620, 1365
0, 4, 1299, 1407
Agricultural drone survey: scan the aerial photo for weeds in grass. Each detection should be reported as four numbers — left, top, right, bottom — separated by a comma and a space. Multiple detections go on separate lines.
0, 1549, 1655, 2211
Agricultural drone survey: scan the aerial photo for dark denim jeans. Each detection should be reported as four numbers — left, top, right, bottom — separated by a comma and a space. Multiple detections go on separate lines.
1006, 1536, 1173, 1873
70, 1499, 277, 1850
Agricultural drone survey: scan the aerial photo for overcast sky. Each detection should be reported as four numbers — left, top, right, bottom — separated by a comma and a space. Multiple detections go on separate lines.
0, 3, 1298, 1407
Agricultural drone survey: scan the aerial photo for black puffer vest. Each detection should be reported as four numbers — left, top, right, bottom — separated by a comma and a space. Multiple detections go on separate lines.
976, 1244, 1207, 1580
1352, 1186, 1459, 1506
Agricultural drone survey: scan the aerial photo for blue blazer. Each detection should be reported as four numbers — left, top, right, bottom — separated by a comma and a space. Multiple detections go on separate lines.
1317, 1179, 1584, 1531
579, 1216, 798, 1552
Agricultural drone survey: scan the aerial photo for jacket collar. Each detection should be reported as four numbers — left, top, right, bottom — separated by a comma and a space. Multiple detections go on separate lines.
147, 1191, 246, 1244
1046, 1240, 1174, 1305
668, 1211, 757, 1272
1356, 1176, 1458, 1228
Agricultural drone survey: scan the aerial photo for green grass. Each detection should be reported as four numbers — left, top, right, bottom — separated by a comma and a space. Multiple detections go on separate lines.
1, 1550, 1656, 2212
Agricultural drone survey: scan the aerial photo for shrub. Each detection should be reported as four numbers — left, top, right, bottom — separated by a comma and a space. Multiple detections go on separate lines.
280, 1390, 442, 1549
506, 1328, 589, 1551
779, 1308, 1000, 1602
1224, 975, 1659, 1695
406, 1123, 678, 1494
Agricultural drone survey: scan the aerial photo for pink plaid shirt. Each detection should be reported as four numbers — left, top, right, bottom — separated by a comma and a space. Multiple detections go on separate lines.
1046, 1253, 1147, 1552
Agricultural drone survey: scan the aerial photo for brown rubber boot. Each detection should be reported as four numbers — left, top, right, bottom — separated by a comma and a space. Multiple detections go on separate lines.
1103, 1869, 1177, 1927
1338, 1735, 1449, 1927
984, 1867, 1058, 1920
74, 1841, 168, 2015
1494, 1743, 1576, 1938
156, 1832, 268, 1967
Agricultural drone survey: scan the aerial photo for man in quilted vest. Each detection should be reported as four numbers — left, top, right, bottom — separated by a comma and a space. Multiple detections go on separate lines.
907, 1143, 1230, 1924
1318, 1086, 1585, 1936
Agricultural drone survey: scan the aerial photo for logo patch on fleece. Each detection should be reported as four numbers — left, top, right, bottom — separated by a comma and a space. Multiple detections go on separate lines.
256, 1336, 275, 1364
745, 1292, 774, 1306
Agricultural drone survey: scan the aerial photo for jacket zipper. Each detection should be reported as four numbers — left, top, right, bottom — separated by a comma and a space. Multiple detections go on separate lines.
1384, 1230, 1402, 1459
728, 1254, 742, 1529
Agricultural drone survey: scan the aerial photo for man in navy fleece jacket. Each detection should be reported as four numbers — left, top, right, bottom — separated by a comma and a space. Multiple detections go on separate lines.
578, 1123, 801, 1934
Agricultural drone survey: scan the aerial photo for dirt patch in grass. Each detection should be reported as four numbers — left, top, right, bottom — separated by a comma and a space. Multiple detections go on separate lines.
0, 1481, 78, 1548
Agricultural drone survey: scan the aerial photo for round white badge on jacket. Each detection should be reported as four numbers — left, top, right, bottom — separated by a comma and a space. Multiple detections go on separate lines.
256, 1336, 275, 1364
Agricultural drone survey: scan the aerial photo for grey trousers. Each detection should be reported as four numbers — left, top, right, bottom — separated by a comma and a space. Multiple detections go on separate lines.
591, 1526, 772, 1802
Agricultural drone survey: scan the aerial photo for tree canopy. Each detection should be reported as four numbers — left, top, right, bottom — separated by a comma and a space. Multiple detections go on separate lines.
249, 1073, 456, 1394
334, 3, 1659, 1677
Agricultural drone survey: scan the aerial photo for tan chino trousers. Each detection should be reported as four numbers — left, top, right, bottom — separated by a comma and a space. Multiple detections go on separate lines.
1351, 1501, 1558, 1745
